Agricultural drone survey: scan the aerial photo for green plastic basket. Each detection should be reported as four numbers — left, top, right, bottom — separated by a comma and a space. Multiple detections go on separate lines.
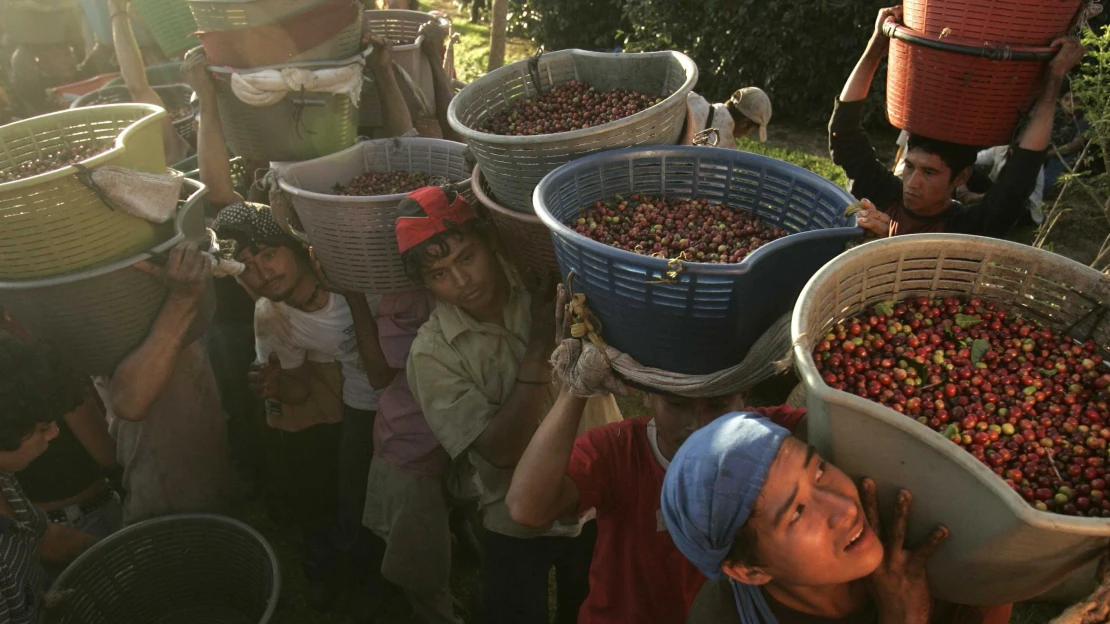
187, 0, 327, 31
132, 0, 201, 57
192, 48, 360, 162
72, 85, 196, 145
0, 104, 170, 280
171, 153, 251, 211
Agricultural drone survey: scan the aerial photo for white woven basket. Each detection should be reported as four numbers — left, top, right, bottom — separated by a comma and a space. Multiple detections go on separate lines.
447, 49, 698, 213
792, 234, 1110, 606
359, 9, 440, 127
274, 137, 472, 294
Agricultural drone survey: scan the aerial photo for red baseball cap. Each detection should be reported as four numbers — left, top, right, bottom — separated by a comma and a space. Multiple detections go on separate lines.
395, 186, 478, 254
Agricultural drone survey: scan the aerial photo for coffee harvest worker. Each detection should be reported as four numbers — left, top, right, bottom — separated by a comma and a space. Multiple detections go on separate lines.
0, 334, 100, 623
663, 412, 1012, 624
830, 6, 1085, 239
686, 88, 772, 147
402, 186, 621, 623
506, 375, 806, 624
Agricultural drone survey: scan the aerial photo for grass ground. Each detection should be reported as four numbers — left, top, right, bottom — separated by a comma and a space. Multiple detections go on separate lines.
249, 6, 1095, 623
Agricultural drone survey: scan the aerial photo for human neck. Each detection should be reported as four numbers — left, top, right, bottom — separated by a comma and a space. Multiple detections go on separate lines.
907, 197, 953, 217
286, 275, 328, 313
0, 456, 24, 474
763, 579, 869, 619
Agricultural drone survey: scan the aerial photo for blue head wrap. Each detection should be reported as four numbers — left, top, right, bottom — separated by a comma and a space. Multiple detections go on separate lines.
661, 412, 791, 624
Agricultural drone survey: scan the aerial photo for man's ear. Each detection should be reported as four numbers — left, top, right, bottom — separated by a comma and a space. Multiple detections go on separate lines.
952, 166, 973, 190
722, 560, 773, 586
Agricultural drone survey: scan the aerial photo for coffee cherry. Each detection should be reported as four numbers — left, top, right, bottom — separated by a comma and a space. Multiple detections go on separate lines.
330, 171, 451, 197
479, 81, 662, 136
0, 141, 112, 183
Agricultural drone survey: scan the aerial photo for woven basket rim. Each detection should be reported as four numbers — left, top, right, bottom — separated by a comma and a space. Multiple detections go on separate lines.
50, 512, 281, 621
71, 83, 194, 109
0, 103, 167, 193
791, 233, 1110, 534
275, 136, 470, 203
0, 177, 206, 289
472, 164, 541, 224
887, 23, 1061, 58
363, 8, 438, 52
532, 145, 862, 274
447, 49, 699, 146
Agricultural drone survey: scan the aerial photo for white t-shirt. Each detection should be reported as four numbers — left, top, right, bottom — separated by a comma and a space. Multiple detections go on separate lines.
687, 92, 736, 147
255, 292, 383, 411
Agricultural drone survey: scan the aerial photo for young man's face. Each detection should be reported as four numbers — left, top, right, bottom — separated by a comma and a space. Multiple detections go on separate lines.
419, 232, 504, 315
645, 393, 744, 459
2, 422, 59, 473
732, 117, 758, 140
236, 244, 306, 303
902, 149, 968, 215
722, 437, 884, 587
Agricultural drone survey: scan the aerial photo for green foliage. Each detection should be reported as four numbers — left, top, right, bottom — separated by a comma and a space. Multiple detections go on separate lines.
621, 0, 890, 125
508, 0, 627, 51
735, 137, 848, 189
1072, 26, 1110, 191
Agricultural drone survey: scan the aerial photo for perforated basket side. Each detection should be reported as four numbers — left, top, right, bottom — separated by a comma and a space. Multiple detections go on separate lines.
187, 0, 327, 31
471, 165, 558, 277
363, 9, 434, 45
277, 138, 472, 293
533, 146, 858, 374
43, 515, 279, 624
132, 0, 201, 56
903, 0, 1083, 46
447, 49, 698, 212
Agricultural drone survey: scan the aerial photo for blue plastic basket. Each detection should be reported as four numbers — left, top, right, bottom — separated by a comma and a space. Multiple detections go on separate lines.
533, 146, 863, 375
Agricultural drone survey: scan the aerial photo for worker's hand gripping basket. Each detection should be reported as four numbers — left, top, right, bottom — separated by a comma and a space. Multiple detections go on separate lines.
792, 234, 1110, 606
359, 9, 441, 128
0, 179, 214, 376
190, 47, 362, 162
448, 49, 698, 213
0, 103, 169, 279
533, 146, 860, 375
274, 137, 472, 294
42, 514, 280, 623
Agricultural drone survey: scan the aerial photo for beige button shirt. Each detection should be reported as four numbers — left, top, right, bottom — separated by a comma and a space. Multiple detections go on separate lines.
408, 260, 620, 538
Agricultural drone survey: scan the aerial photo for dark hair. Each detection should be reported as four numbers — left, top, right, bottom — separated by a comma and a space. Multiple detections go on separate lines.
401, 218, 492, 283
905, 135, 979, 181
727, 521, 761, 567
0, 334, 83, 452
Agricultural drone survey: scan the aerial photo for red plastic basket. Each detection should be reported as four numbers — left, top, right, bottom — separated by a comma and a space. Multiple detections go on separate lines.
471, 165, 559, 278
886, 24, 1055, 146
903, 0, 1083, 46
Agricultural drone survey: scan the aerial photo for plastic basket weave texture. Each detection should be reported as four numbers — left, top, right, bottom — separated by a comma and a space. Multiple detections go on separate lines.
471, 164, 558, 278
449, 49, 698, 213
72, 84, 197, 145
196, 50, 360, 162
275, 137, 472, 294
904, 0, 1083, 46
132, 0, 201, 56
0, 179, 214, 376
188, 0, 327, 30
198, 0, 362, 68
533, 146, 861, 375
792, 234, 1110, 605
41, 514, 279, 623
0, 104, 169, 279
886, 27, 1050, 146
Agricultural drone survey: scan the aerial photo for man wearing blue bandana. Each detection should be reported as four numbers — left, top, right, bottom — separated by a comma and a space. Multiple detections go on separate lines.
662, 412, 1013, 624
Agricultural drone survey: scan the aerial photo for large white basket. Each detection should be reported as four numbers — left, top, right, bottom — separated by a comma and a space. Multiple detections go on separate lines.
792, 234, 1110, 606
447, 49, 697, 213
274, 137, 472, 294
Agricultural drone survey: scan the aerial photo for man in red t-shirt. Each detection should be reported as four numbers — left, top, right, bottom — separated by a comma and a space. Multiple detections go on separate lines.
505, 387, 805, 624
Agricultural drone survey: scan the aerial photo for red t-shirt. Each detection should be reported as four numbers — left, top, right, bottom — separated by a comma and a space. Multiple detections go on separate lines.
567, 406, 806, 624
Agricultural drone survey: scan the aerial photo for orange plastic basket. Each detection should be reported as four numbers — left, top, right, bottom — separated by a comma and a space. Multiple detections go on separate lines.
885, 24, 1056, 146
904, 0, 1083, 46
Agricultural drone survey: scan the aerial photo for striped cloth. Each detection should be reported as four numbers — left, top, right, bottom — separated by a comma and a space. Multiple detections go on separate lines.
0, 471, 46, 624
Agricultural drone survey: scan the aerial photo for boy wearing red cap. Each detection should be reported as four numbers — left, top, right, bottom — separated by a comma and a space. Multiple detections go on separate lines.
399, 186, 620, 624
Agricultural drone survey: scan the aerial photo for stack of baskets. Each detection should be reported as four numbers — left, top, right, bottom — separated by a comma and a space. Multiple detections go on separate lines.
274, 137, 472, 294
185, 0, 365, 162
886, 0, 1083, 145
0, 104, 216, 375
72, 85, 197, 147
792, 234, 1110, 606
533, 146, 861, 375
359, 9, 442, 129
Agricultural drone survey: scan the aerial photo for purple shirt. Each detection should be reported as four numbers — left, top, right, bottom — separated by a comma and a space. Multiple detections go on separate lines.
374, 290, 450, 477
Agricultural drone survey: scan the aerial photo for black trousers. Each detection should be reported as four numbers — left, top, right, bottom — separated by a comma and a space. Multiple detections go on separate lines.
480, 520, 597, 624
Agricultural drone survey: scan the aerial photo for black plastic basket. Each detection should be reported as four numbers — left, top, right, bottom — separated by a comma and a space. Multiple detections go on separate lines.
41, 514, 280, 624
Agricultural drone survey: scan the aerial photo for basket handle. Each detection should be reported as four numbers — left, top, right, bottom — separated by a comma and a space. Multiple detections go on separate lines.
883, 21, 1060, 62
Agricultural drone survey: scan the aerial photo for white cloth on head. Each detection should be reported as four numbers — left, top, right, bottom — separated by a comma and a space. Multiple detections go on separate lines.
230, 62, 364, 108
255, 292, 383, 411
687, 93, 736, 148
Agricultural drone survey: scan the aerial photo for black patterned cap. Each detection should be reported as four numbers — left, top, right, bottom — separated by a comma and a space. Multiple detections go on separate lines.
211, 202, 298, 258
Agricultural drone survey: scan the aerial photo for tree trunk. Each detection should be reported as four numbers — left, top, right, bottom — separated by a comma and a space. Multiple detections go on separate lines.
488, 0, 508, 72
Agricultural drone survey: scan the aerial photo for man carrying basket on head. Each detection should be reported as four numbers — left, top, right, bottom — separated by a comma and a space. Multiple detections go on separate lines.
830, 6, 1085, 240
